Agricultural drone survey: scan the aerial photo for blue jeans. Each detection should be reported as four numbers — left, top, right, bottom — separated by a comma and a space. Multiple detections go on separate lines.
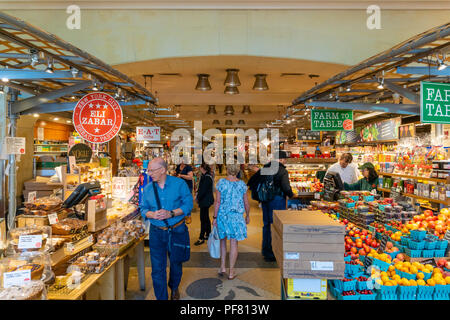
261, 195, 286, 259
149, 223, 189, 300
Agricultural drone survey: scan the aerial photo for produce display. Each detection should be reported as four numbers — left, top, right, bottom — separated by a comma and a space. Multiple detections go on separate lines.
286, 163, 328, 195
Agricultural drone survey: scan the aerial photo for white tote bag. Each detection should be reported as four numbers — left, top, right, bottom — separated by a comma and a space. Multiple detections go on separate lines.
208, 225, 221, 259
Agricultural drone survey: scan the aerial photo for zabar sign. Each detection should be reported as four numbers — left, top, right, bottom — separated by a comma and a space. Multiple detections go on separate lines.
73, 93, 123, 143
420, 81, 450, 124
311, 109, 353, 131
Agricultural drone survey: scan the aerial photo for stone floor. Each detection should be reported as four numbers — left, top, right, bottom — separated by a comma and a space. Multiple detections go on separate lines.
125, 174, 282, 300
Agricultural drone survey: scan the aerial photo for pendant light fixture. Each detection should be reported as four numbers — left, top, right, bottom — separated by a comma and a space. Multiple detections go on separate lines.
224, 69, 241, 87
224, 86, 239, 95
225, 120, 233, 126
212, 120, 220, 125
207, 105, 217, 114
45, 58, 54, 74
242, 105, 252, 114
238, 120, 245, 125
253, 74, 268, 91
195, 74, 211, 91
224, 105, 234, 116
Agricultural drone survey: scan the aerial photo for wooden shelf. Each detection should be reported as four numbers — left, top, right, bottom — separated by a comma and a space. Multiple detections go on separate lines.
378, 172, 447, 184
378, 187, 449, 205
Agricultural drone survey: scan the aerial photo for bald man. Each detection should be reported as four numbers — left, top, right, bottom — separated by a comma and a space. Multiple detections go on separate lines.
140, 158, 193, 300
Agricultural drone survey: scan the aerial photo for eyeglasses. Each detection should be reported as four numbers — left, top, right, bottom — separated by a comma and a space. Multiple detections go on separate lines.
147, 166, 163, 173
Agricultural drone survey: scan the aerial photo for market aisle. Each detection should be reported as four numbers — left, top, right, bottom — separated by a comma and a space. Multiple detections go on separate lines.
125, 175, 281, 300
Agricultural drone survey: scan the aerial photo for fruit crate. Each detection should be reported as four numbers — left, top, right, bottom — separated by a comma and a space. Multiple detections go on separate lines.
357, 279, 373, 291
436, 240, 448, 250
424, 241, 437, 250
398, 294, 416, 300
364, 195, 375, 202
434, 249, 446, 257
416, 293, 433, 300
372, 258, 390, 272
422, 271, 432, 281
410, 230, 427, 241
336, 291, 360, 300
368, 226, 376, 234
376, 293, 397, 300
333, 279, 357, 292
400, 236, 409, 246
398, 285, 417, 296
408, 239, 425, 250
404, 248, 422, 258
358, 291, 376, 300
344, 255, 352, 262
385, 251, 400, 260
376, 284, 398, 295
433, 293, 449, 300
345, 263, 363, 275
397, 270, 416, 280
433, 284, 449, 295
417, 285, 434, 296
421, 250, 435, 258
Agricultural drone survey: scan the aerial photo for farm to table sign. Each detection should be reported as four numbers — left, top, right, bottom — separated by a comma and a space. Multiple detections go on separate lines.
73, 93, 123, 143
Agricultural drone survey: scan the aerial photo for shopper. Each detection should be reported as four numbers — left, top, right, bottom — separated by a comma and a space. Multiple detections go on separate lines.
325, 153, 360, 184
195, 163, 215, 245
344, 162, 379, 192
251, 151, 294, 262
140, 158, 193, 300
176, 160, 194, 193
213, 164, 250, 280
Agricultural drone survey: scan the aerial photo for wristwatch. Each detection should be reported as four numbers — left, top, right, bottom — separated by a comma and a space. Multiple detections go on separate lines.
170, 210, 175, 218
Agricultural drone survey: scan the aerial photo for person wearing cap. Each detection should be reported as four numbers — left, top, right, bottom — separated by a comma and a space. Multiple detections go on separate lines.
325, 153, 360, 185
249, 150, 293, 262
344, 162, 379, 192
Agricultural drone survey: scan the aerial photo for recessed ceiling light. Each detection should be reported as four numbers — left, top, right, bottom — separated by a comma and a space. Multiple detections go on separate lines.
53, 117, 59, 121
33, 113, 39, 117
2, 77, 8, 82
66, 120, 71, 123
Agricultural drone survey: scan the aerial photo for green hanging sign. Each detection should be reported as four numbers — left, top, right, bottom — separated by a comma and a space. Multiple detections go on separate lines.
420, 81, 450, 124
311, 109, 353, 131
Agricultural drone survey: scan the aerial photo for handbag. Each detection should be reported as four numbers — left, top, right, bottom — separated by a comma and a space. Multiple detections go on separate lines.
207, 225, 221, 259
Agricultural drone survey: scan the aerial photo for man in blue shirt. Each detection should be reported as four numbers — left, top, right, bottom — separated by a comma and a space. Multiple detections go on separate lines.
140, 158, 193, 300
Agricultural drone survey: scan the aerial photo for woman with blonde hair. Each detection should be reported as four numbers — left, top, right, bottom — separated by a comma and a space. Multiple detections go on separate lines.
213, 163, 250, 280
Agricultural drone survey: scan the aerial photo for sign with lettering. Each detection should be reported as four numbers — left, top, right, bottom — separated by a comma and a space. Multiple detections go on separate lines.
112, 177, 128, 200
420, 81, 450, 124
136, 127, 161, 141
3, 270, 31, 288
73, 93, 123, 143
378, 234, 389, 253
311, 110, 353, 131
68, 143, 92, 164
5, 137, 26, 155
295, 129, 321, 142
18, 235, 42, 249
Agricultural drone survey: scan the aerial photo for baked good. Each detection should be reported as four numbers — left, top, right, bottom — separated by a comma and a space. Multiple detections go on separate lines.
51, 218, 88, 235
0, 281, 44, 300
9, 227, 48, 252
9, 263, 44, 280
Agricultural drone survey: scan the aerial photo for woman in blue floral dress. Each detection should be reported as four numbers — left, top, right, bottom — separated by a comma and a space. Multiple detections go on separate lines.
213, 164, 250, 280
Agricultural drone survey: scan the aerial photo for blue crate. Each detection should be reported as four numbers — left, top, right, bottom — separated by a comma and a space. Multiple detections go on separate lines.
424, 240, 437, 250
421, 250, 435, 258
405, 248, 422, 258
376, 284, 398, 295
336, 291, 360, 300
376, 293, 397, 300
350, 196, 360, 202
398, 285, 417, 296
401, 236, 409, 246
402, 272, 417, 280
416, 293, 433, 300
398, 294, 416, 300
434, 249, 446, 257
410, 230, 427, 241
359, 255, 365, 263
368, 226, 376, 234
417, 285, 434, 295
334, 279, 357, 292
358, 292, 376, 300
386, 251, 400, 260
433, 293, 449, 300
408, 240, 425, 250
434, 284, 448, 295
372, 258, 391, 272
436, 240, 448, 250
344, 255, 352, 262
422, 271, 432, 281
346, 202, 356, 208
364, 196, 375, 202
357, 279, 373, 291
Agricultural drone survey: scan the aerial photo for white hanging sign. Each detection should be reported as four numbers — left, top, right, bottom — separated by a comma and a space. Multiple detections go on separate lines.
136, 127, 161, 141
5, 137, 25, 155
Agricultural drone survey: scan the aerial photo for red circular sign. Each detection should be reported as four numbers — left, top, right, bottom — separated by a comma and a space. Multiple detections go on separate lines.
73, 93, 123, 143
343, 119, 353, 131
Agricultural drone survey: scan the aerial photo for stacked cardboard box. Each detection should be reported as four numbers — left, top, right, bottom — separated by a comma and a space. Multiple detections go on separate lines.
23, 177, 63, 199
272, 210, 345, 279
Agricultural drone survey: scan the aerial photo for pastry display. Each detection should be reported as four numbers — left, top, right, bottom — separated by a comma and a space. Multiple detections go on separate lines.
8, 226, 51, 253
107, 200, 137, 221
69, 250, 116, 274
49, 237, 68, 251
51, 218, 88, 235
0, 281, 45, 300
23, 196, 62, 211
95, 220, 145, 248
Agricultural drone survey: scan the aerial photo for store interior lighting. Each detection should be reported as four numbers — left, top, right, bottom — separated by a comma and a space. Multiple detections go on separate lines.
33, 113, 39, 117
2, 77, 8, 82
45, 58, 54, 74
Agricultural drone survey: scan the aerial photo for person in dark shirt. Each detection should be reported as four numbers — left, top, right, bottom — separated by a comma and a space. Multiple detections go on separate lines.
175, 160, 194, 193
194, 163, 215, 245
248, 151, 294, 261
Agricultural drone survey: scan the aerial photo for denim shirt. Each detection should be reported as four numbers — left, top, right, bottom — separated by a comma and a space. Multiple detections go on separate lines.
140, 175, 193, 227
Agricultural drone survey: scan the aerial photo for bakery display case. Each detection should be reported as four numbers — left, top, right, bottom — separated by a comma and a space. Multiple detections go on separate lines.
285, 162, 329, 197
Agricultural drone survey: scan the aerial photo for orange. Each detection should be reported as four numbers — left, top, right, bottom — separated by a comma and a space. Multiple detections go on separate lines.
445, 277, 450, 284
384, 281, 393, 286
409, 280, 417, 286
388, 265, 395, 272
410, 266, 418, 274
417, 279, 426, 286
426, 279, 436, 286
417, 273, 424, 280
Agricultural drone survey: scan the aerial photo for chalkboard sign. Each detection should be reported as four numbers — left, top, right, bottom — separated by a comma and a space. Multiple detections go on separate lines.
68, 143, 92, 164
364, 256, 373, 271
296, 129, 321, 142
377, 234, 390, 253
419, 258, 437, 268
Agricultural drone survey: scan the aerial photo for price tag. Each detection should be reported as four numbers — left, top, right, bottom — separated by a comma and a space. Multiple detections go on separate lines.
364, 256, 373, 270
88, 235, 94, 243
48, 213, 59, 225
314, 192, 321, 200
378, 234, 389, 253
66, 242, 75, 253
27, 191, 37, 203
284, 252, 300, 260
310, 261, 334, 271
3, 270, 31, 288
18, 235, 42, 249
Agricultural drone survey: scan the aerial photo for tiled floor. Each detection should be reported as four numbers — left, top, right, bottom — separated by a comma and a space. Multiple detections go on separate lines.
125, 175, 282, 300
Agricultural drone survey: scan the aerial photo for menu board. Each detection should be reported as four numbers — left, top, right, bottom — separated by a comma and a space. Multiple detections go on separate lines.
398, 124, 415, 139
296, 129, 321, 142
336, 129, 362, 144
361, 118, 401, 142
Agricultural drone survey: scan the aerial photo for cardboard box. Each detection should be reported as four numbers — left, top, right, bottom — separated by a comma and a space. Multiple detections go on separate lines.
24, 179, 63, 191
272, 210, 345, 279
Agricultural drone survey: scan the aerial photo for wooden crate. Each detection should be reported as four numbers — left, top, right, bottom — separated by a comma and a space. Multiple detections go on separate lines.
16, 210, 68, 228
